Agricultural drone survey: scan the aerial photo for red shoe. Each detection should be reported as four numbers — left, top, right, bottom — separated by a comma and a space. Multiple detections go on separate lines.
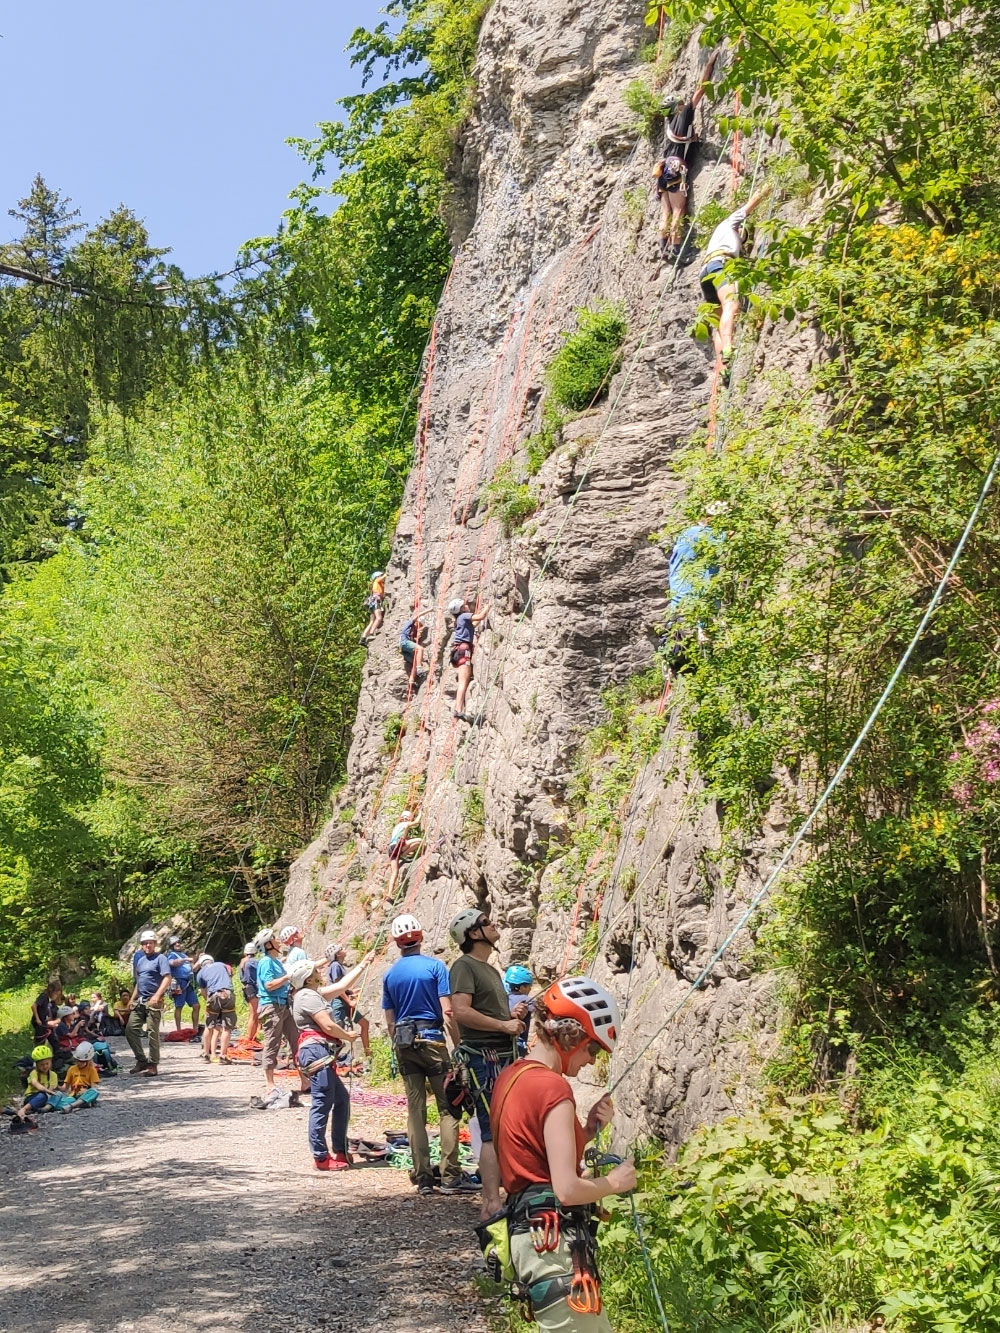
329, 1153, 352, 1171
313, 1155, 335, 1171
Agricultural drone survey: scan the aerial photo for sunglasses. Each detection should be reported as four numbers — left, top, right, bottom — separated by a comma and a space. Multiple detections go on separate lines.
586, 1041, 604, 1058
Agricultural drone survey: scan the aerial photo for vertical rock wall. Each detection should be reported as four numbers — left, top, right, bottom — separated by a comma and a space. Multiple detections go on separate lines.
281, 0, 809, 1143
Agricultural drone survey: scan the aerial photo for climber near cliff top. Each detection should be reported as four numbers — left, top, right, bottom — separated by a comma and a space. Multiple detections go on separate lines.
360, 571, 386, 647
448, 596, 489, 722
697, 184, 771, 380
489, 977, 636, 1332
655, 47, 719, 261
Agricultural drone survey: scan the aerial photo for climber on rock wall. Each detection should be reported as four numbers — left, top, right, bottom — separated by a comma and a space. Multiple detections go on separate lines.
655, 47, 719, 260
360, 571, 386, 646
697, 184, 771, 380
385, 809, 423, 901
663, 502, 727, 669
447, 595, 489, 722
399, 605, 427, 685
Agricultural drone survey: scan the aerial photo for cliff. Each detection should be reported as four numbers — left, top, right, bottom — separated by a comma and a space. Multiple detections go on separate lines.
282, 0, 809, 1143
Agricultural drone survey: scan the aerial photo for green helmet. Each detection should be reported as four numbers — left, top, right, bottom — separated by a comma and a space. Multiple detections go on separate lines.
31, 1044, 53, 1062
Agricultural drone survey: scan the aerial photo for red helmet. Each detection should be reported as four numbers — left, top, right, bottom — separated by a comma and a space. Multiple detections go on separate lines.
391, 914, 423, 947
542, 976, 620, 1053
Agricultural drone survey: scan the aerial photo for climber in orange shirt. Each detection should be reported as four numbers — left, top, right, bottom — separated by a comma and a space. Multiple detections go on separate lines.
360, 571, 386, 646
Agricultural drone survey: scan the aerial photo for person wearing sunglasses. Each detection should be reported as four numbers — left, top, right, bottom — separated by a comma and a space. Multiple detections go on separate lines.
448, 908, 528, 1220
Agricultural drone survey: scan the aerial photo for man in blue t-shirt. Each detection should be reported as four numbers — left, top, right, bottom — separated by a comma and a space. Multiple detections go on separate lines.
382, 914, 471, 1196
126, 931, 174, 1075
166, 936, 201, 1040
255, 928, 308, 1096
195, 954, 236, 1064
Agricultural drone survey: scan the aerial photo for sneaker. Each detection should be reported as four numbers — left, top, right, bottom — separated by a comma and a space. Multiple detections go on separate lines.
440, 1176, 481, 1194
313, 1155, 336, 1172
329, 1152, 352, 1171
417, 1181, 436, 1195
140, 1065, 158, 1077
187, 1034, 202, 1044
128, 1062, 149, 1075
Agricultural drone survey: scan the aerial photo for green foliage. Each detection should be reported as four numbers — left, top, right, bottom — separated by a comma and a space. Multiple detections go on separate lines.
483, 462, 538, 537
622, 79, 670, 140
383, 713, 406, 754
602, 1019, 1000, 1331
0, 983, 37, 1102
546, 304, 627, 411
366, 1033, 396, 1086
0, 0, 488, 978
524, 403, 565, 476
463, 785, 486, 842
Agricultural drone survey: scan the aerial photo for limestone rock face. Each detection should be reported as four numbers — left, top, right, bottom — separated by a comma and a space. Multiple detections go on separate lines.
282, 0, 804, 1145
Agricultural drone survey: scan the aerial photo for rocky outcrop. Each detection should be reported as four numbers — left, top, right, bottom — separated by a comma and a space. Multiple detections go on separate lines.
282, 0, 803, 1144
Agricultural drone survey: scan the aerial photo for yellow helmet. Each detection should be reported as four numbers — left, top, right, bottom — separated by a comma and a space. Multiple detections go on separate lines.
31, 1045, 53, 1062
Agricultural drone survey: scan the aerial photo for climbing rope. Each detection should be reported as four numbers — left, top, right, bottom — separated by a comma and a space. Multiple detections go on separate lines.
607, 440, 1000, 1098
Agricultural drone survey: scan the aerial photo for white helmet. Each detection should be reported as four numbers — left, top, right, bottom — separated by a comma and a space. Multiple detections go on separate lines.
400, 810, 413, 822
286, 959, 318, 990
139, 930, 157, 943
324, 942, 346, 962
279, 925, 301, 943
449, 907, 486, 947
243, 942, 256, 955
73, 1042, 95, 1061
391, 914, 423, 947
251, 926, 275, 950
447, 598, 464, 617
543, 976, 621, 1053
194, 953, 213, 969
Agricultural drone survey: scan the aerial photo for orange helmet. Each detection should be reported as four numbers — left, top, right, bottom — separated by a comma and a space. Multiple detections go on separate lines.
542, 976, 620, 1053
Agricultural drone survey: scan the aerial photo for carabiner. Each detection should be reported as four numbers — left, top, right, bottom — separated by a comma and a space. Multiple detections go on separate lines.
529, 1209, 560, 1253
568, 1272, 603, 1315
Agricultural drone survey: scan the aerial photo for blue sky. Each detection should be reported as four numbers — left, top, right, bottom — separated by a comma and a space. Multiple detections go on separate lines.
0, 2, 381, 276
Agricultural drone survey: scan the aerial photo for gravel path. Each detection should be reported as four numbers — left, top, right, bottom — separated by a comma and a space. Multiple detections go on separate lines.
0, 1039, 493, 1333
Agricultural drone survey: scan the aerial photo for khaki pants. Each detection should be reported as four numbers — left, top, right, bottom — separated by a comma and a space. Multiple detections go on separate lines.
511, 1231, 614, 1332
260, 1003, 299, 1072
125, 1003, 162, 1067
398, 1039, 461, 1186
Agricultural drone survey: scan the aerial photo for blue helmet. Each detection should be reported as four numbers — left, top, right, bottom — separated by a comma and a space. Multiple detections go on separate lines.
504, 965, 534, 992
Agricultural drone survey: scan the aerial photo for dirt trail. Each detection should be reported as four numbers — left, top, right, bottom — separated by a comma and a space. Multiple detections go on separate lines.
0, 1039, 492, 1333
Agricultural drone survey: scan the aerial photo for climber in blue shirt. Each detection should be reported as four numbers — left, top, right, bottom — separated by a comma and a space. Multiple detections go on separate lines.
663, 504, 727, 670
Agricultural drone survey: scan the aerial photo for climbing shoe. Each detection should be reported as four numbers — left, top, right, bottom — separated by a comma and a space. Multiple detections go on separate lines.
453, 710, 470, 723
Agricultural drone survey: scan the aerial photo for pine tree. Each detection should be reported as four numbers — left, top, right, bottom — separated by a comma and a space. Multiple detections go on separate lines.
3, 174, 82, 274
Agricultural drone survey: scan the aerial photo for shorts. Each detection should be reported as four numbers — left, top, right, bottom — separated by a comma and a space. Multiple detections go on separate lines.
400, 638, 417, 663
461, 1045, 515, 1142
366, 595, 384, 612
388, 839, 405, 862
656, 177, 686, 195
206, 989, 237, 1029
242, 986, 257, 1004
699, 256, 734, 306
450, 643, 473, 670
173, 982, 198, 1010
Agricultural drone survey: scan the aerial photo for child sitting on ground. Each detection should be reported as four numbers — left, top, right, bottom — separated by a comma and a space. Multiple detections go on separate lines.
17, 1045, 60, 1120
61, 1042, 101, 1110
112, 988, 132, 1031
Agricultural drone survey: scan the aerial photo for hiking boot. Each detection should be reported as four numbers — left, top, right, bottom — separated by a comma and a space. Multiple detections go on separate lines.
441, 1176, 481, 1194
140, 1065, 158, 1077
128, 1061, 149, 1074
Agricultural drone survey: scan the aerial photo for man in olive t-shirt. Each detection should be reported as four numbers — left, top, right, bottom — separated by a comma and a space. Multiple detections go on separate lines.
448, 908, 528, 1220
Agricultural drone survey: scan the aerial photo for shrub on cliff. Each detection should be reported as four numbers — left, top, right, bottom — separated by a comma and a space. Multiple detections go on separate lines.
547, 303, 627, 410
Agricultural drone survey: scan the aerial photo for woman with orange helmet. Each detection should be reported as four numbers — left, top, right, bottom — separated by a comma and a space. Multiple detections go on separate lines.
488, 976, 636, 1330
